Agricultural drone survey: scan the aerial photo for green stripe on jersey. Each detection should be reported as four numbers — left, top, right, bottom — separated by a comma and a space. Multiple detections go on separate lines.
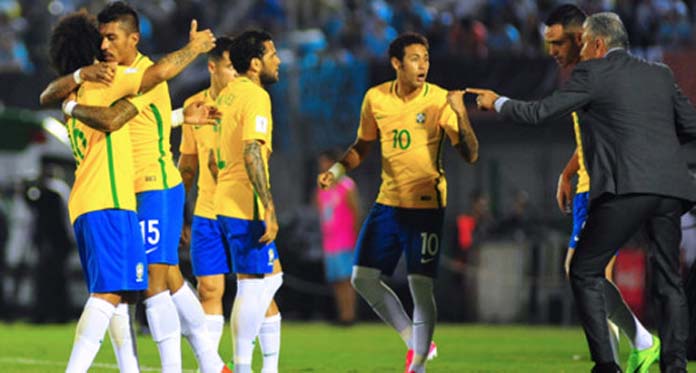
105, 133, 120, 208
149, 103, 169, 189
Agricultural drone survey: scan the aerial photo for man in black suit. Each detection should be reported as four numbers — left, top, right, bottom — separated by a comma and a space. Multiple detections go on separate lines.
469, 12, 696, 373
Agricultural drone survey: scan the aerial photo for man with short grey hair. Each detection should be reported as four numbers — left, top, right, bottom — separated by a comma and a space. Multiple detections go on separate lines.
470, 12, 696, 373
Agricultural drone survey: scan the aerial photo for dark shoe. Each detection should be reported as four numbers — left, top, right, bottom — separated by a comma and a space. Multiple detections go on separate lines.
591, 362, 622, 373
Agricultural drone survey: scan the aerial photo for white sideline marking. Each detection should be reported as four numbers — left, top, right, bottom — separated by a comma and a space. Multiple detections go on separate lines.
0, 356, 196, 372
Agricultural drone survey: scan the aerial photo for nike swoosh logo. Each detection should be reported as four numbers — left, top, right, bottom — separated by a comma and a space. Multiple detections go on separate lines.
421, 258, 435, 264
145, 247, 158, 255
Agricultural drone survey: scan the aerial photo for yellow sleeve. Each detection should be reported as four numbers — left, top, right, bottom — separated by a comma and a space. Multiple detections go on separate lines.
357, 92, 377, 141
241, 90, 272, 145
439, 102, 460, 145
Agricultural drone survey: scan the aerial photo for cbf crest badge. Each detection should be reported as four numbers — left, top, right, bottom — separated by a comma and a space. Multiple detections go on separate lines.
268, 249, 275, 266
416, 112, 426, 124
136, 262, 145, 283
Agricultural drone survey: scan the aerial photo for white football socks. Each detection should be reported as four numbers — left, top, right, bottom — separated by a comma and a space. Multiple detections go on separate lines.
351, 266, 414, 349
231, 278, 266, 372
66, 297, 116, 373
407, 274, 437, 371
144, 291, 182, 373
205, 314, 225, 354
259, 313, 282, 373
172, 283, 224, 373
108, 303, 139, 373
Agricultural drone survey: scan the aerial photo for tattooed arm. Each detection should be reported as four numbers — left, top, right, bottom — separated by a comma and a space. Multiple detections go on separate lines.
244, 140, 278, 243
447, 90, 479, 163
139, 20, 215, 93
70, 99, 138, 132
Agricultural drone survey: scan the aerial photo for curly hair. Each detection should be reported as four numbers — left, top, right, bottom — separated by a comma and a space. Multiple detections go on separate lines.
48, 11, 102, 75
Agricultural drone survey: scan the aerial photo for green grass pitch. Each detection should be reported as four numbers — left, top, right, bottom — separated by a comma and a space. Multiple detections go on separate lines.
0, 322, 692, 372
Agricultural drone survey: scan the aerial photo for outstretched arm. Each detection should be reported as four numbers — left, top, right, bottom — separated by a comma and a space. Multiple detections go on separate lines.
139, 19, 215, 93
317, 138, 374, 189
467, 62, 594, 125
447, 90, 479, 163
244, 140, 278, 243
56, 19, 216, 132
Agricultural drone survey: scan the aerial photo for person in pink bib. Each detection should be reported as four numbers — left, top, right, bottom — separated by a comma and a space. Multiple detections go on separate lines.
316, 149, 361, 325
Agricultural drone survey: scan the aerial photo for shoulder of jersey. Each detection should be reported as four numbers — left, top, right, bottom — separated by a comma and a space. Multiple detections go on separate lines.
426, 82, 447, 97
372, 81, 393, 95
183, 89, 208, 107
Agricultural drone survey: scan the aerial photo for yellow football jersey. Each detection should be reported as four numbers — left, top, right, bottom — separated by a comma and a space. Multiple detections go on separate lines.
358, 81, 459, 209
67, 66, 144, 223
127, 53, 182, 193
214, 77, 273, 220
572, 112, 590, 193
180, 89, 219, 219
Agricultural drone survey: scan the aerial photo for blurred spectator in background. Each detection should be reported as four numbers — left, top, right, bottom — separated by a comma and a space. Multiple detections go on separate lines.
24, 162, 72, 323
315, 149, 360, 325
0, 11, 32, 73
448, 17, 488, 58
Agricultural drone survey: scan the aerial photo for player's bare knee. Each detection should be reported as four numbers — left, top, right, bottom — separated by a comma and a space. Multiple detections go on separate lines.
197, 278, 223, 302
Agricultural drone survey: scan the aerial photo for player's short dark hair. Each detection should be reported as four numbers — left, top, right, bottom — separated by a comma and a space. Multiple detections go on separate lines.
97, 1, 139, 33
228, 30, 272, 74
209, 36, 234, 62
545, 4, 587, 29
388, 32, 429, 62
49, 11, 102, 75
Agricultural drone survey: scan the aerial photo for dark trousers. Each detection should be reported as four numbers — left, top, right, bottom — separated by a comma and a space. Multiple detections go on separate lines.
569, 193, 688, 371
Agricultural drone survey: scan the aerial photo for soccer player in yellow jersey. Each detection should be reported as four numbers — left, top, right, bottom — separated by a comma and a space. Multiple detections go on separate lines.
43, 11, 213, 372
317, 33, 478, 373
178, 36, 236, 356
88, 2, 227, 372
542, 5, 659, 372
214, 30, 283, 373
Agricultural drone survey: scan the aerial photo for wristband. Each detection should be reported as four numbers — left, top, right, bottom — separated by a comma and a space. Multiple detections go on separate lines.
328, 162, 346, 180
171, 108, 184, 128
73, 68, 83, 84
62, 100, 77, 117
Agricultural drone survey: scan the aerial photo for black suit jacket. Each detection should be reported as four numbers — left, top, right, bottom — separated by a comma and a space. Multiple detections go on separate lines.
501, 49, 696, 203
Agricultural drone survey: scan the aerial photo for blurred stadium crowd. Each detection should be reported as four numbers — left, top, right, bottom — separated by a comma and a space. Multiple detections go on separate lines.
1, 0, 696, 75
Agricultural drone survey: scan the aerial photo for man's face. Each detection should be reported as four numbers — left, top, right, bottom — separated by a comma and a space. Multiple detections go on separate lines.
544, 24, 581, 68
259, 40, 281, 85
579, 27, 605, 62
210, 51, 237, 88
99, 21, 138, 65
393, 43, 429, 88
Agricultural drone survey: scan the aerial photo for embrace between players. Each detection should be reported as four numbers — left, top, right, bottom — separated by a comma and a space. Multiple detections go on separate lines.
41, 1, 696, 373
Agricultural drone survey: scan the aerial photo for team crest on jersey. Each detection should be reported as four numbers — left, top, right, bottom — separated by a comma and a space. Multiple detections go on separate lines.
416, 112, 426, 124
135, 262, 145, 282
268, 249, 275, 266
